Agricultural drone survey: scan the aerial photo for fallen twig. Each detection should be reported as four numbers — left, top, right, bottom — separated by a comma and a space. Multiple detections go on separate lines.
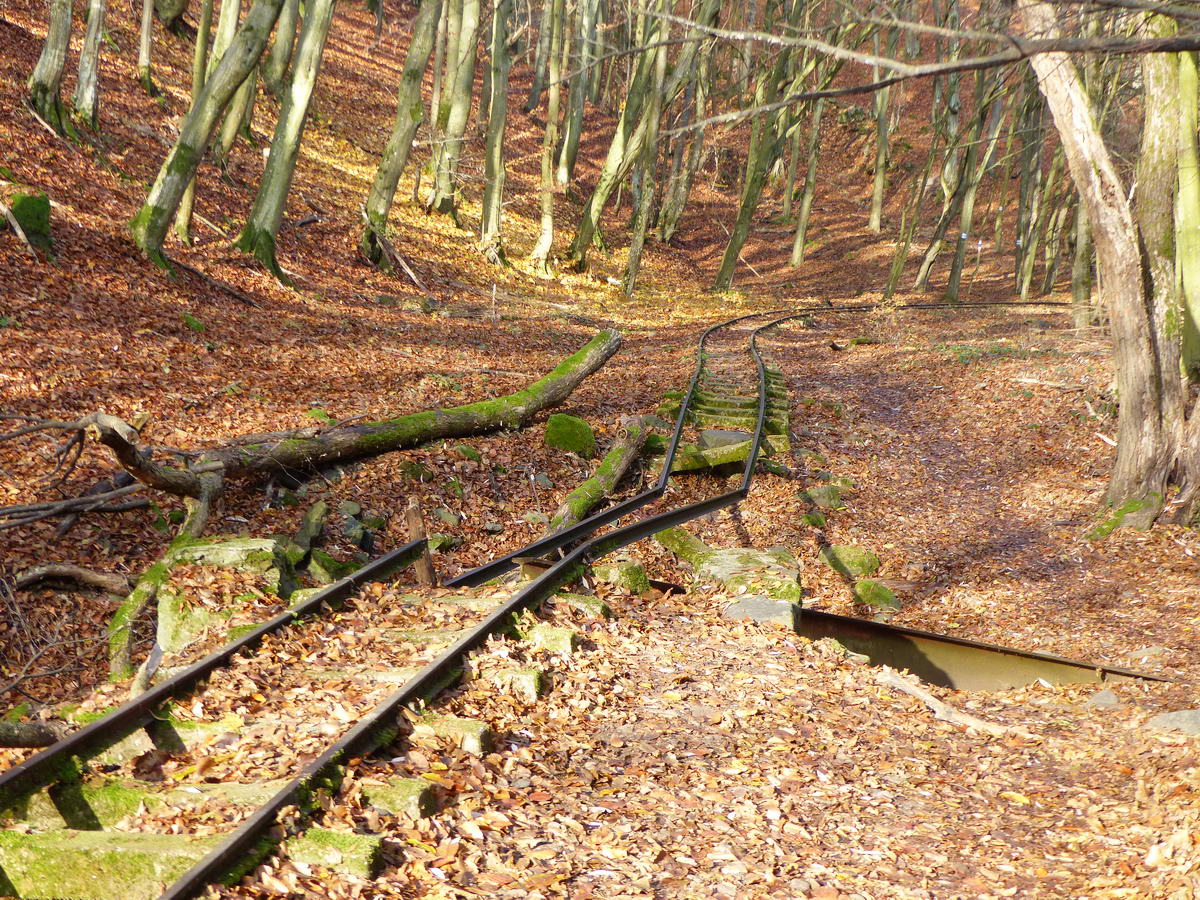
166, 255, 261, 307
876, 667, 1037, 739
15, 564, 132, 595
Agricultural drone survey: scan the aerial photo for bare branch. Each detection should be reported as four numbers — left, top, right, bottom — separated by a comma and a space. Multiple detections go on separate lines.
15, 564, 132, 595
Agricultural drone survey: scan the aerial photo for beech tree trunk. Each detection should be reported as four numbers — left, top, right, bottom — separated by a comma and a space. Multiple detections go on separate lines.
529, 0, 565, 272
263, 0, 300, 94
361, 0, 443, 267
427, 0, 479, 218
480, 0, 512, 264
138, 0, 157, 94
71, 0, 107, 128
174, 0, 214, 246
1019, 0, 1199, 526
235, 0, 337, 280
80, 330, 622, 499
28, 0, 73, 135
130, 0, 285, 265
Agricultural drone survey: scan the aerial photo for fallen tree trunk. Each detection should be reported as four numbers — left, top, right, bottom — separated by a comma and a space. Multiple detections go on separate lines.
544, 415, 650, 533
38, 330, 622, 500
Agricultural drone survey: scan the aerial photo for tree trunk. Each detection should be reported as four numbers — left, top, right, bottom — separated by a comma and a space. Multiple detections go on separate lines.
130, 0, 286, 265
1019, 0, 1197, 525
479, 0, 512, 264
235, 0, 336, 280
138, 0, 157, 94
1179, 50, 1200, 378
72, 0, 107, 128
361, 0, 443, 267
1071, 202, 1094, 325
263, 0, 300, 94
81, 330, 621, 498
173, 0, 214, 246
566, 0, 717, 270
28, 0, 73, 135
529, 0, 564, 272
714, 0, 795, 290
789, 98, 825, 267
556, 0, 597, 185
427, 0, 479, 219
215, 65, 258, 166
621, 0, 666, 297
523, 0, 552, 112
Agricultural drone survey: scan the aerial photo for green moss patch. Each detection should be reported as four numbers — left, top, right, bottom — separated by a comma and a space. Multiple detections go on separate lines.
853, 579, 900, 611
0, 829, 221, 900
288, 828, 383, 878
544, 413, 596, 458
818, 545, 881, 578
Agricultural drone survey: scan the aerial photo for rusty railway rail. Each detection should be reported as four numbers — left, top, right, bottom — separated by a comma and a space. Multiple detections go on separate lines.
1, 300, 1162, 900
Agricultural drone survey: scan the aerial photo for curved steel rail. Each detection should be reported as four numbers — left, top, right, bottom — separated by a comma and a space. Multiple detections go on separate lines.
158, 310, 791, 899
0, 540, 429, 815
444, 308, 788, 587
2, 299, 1084, 899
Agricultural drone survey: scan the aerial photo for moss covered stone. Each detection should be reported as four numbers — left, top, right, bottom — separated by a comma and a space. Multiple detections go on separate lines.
556, 592, 613, 619
591, 560, 649, 593
544, 413, 596, 458
655, 529, 805, 603
798, 485, 844, 509
362, 777, 435, 819
853, 578, 900, 611
525, 623, 579, 656
2, 779, 154, 829
8, 192, 52, 251
0, 829, 222, 900
411, 715, 493, 754
451, 443, 482, 462
483, 667, 545, 702
818, 545, 881, 578
723, 596, 803, 629
287, 828, 383, 878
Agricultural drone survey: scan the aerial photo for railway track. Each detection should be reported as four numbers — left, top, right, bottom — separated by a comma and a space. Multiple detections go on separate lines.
0, 302, 1163, 898
0, 310, 794, 900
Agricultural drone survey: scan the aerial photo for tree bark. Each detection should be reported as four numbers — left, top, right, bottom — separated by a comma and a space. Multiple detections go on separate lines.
72, 0, 108, 127
174, 0, 214, 246
235, 0, 337, 280
556, 0, 597, 185
361, 0, 443, 267
1019, 0, 1197, 526
28, 0, 73, 135
622, 0, 666, 296
263, 0, 300, 94
427, 0, 479, 219
529, 0, 565, 272
130, 0, 285, 265
1179, 49, 1200, 378
138, 0, 158, 93
480, 0, 512, 264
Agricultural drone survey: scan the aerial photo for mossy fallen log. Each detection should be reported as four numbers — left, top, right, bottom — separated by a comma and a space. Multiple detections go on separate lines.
80, 330, 622, 498
544, 415, 651, 533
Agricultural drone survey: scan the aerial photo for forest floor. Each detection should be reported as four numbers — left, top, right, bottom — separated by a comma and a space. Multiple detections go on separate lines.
1, 1, 1199, 897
